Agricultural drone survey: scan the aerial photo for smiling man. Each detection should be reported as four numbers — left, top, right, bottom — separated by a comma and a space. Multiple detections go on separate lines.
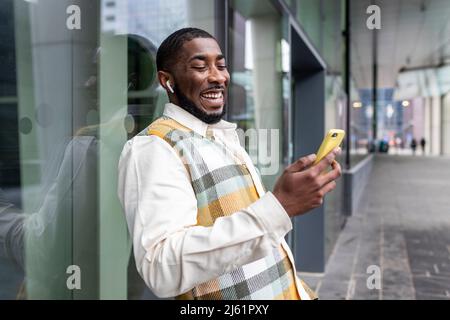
158, 29, 228, 123
118, 28, 342, 300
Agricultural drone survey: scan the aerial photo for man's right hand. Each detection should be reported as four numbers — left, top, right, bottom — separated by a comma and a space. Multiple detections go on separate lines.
272, 148, 342, 218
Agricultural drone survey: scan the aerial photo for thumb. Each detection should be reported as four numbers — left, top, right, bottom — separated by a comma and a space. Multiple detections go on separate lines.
286, 154, 316, 173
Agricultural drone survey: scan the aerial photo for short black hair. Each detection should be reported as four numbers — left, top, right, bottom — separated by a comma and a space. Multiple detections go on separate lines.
156, 27, 216, 72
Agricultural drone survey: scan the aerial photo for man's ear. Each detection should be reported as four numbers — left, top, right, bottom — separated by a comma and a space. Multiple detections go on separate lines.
158, 71, 175, 94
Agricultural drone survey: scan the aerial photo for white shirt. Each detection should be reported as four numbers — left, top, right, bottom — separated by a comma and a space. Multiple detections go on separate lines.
117, 103, 310, 299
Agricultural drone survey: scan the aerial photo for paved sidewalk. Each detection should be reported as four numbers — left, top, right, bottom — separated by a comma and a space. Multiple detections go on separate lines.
305, 154, 450, 300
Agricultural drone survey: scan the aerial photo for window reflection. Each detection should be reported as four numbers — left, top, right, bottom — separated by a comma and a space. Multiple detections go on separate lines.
228, 0, 285, 191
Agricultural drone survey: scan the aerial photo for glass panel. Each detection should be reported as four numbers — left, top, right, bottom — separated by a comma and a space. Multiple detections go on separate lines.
0, 0, 24, 300
0, 0, 217, 300
228, 0, 285, 191
350, 0, 371, 165
322, 0, 346, 262
0, 0, 104, 299
99, 0, 217, 300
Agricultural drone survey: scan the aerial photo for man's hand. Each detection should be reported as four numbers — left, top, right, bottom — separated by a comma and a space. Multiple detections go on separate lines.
272, 148, 342, 218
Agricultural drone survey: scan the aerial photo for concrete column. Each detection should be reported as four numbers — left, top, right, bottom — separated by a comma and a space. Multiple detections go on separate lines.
411, 97, 424, 146
442, 92, 450, 155
250, 15, 283, 190
324, 77, 338, 133
423, 97, 432, 155
431, 96, 441, 155
251, 15, 282, 131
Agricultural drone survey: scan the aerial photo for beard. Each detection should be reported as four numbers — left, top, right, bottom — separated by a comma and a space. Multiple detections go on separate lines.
173, 84, 226, 124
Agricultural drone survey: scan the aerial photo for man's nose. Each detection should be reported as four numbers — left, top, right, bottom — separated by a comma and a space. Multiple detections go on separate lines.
207, 66, 227, 85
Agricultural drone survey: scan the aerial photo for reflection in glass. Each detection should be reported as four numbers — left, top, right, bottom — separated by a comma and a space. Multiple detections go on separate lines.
228, 0, 285, 191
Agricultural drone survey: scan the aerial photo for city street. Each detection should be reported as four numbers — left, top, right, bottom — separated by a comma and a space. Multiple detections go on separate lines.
300, 154, 450, 300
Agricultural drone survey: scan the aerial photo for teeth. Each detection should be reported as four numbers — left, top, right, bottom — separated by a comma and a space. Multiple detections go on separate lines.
202, 92, 222, 99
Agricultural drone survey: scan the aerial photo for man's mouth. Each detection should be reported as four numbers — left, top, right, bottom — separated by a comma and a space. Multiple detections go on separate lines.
200, 89, 224, 109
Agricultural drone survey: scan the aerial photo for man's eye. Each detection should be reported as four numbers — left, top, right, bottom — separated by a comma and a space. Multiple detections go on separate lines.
218, 65, 227, 69
193, 66, 206, 70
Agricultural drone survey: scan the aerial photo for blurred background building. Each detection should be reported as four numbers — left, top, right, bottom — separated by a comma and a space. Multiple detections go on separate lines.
0, 0, 449, 299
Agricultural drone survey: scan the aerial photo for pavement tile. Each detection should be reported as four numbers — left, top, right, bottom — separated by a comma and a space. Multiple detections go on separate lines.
318, 155, 450, 300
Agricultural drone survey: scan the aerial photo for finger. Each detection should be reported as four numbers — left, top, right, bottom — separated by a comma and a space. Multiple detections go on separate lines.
317, 160, 342, 187
331, 159, 342, 171
311, 148, 340, 176
320, 180, 337, 196
286, 154, 316, 173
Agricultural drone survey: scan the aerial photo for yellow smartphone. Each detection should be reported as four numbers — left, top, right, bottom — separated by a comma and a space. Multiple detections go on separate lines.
313, 129, 345, 165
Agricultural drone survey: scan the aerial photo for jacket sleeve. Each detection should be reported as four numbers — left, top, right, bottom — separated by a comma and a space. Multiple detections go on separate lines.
117, 135, 292, 298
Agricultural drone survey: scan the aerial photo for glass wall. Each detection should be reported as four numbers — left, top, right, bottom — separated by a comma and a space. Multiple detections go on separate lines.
0, 0, 217, 300
283, 0, 347, 260
320, 0, 346, 261
1, 0, 103, 299
228, 0, 287, 191
349, 0, 373, 164
284, 0, 372, 165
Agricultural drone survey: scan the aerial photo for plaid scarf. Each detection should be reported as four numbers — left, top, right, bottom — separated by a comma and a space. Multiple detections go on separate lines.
147, 116, 300, 300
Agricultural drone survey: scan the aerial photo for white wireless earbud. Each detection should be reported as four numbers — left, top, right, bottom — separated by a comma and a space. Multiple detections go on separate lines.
166, 80, 174, 94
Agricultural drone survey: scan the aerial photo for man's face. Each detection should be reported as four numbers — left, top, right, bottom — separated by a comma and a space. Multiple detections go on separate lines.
172, 37, 230, 123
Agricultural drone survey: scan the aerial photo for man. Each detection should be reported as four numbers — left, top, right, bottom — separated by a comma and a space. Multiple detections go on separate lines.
420, 137, 426, 155
118, 28, 342, 300
411, 138, 417, 155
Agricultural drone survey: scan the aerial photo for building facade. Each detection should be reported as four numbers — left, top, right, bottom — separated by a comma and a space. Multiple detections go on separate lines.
0, 0, 364, 299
